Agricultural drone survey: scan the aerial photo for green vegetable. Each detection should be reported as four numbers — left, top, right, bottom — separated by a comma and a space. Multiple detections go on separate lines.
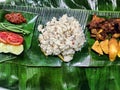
0, 23, 30, 35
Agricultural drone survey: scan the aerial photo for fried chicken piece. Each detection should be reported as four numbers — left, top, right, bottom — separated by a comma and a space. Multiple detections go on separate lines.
87, 14, 105, 29
98, 20, 115, 33
87, 14, 120, 40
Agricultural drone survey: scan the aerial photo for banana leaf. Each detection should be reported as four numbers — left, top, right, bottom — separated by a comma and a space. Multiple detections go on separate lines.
1, 0, 120, 11
0, 1, 120, 90
0, 9, 37, 62
1, 62, 120, 90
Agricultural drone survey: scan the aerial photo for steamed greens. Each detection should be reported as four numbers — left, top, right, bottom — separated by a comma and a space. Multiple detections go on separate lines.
0, 23, 30, 35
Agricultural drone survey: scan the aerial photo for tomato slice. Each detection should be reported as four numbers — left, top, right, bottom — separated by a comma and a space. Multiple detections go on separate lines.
0, 31, 23, 45
7, 32, 23, 45
0, 32, 8, 44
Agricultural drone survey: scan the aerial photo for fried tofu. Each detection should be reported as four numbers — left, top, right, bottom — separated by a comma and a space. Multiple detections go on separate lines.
92, 40, 103, 55
117, 41, 120, 57
100, 39, 109, 54
109, 38, 118, 61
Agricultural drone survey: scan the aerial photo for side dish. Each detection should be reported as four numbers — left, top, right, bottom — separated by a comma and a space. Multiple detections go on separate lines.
0, 12, 30, 55
38, 14, 86, 62
0, 23, 30, 35
5, 12, 26, 24
0, 31, 23, 55
87, 14, 120, 61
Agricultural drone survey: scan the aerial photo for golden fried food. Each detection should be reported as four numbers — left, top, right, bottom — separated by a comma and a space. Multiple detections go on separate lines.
92, 40, 103, 55
108, 38, 119, 61
100, 39, 109, 54
87, 14, 120, 61
117, 41, 120, 57
88, 14, 105, 29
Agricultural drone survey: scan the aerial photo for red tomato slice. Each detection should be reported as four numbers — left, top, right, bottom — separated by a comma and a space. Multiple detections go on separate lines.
7, 32, 23, 45
0, 32, 8, 44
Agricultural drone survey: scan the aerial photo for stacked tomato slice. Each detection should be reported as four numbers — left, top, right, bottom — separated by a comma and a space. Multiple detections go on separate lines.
0, 31, 23, 45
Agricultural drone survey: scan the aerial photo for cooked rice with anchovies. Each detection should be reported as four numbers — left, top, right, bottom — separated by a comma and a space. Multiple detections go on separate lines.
38, 14, 86, 62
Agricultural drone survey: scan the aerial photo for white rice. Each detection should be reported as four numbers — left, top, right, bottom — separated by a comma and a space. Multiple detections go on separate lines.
38, 14, 86, 62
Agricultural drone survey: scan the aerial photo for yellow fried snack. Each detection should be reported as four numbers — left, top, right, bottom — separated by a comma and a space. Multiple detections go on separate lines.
100, 39, 109, 54
92, 40, 103, 55
109, 38, 118, 61
117, 41, 120, 57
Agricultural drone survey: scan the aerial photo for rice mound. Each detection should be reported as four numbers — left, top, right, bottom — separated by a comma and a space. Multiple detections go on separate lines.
38, 14, 86, 62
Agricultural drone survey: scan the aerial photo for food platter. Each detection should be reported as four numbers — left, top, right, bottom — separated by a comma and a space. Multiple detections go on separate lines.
1, 5, 120, 67
0, 2, 120, 90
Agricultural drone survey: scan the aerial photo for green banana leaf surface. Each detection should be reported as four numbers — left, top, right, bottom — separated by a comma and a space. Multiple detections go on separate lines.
0, 0, 120, 90
1, 63, 120, 90
1, 0, 120, 11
